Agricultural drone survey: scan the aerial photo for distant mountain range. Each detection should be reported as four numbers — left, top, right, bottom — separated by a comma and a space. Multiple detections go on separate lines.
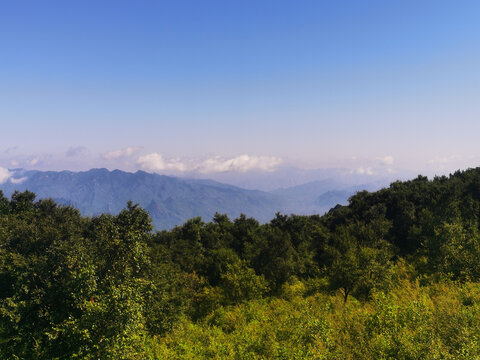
180, 166, 398, 191
0, 168, 385, 229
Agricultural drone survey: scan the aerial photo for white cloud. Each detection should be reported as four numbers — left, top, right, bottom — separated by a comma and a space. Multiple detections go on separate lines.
105, 146, 142, 160
351, 167, 374, 175
197, 155, 282, 173
428, 156, 457, 165
66, 146, 87, 157
0, 167, 27, 184
379, 155, 394, 166
0, 167, 13, 184
29, 157, 39, 166
137, 153, 283, 174
428, 156, 460, 170
137, 153, 187, 172
10, 177, 27, 184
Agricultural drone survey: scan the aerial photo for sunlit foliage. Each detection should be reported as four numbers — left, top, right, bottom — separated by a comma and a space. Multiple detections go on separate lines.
3, 167, 480, 358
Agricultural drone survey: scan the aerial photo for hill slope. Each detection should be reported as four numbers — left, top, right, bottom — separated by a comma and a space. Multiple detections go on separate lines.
1, 169, 287, 229
1, 168, 383, 229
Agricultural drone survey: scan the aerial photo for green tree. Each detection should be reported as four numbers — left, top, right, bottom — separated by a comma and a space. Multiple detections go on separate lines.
220, 260, 269, 304
0, 197, 154, 359
325, 226, 394, 303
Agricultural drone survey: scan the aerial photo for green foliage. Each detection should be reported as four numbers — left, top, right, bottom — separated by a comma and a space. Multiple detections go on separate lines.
220, 260, 269, 304
324, 223, 394, 303
0, 195, 152, 359
149, 282, 480, 359
5, 167, 480, 358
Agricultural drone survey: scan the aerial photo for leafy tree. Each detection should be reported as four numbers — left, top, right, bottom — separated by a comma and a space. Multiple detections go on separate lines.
0, 196, 153, 359
220, 260, 269, 304
325, 226, 394, 303
250, 226, 297, 292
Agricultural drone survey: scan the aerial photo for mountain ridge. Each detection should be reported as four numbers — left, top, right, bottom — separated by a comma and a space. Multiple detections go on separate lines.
0, 168, 381, 229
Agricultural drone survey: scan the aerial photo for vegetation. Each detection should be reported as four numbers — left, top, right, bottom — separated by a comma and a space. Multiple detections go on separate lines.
3, 168, 480, 358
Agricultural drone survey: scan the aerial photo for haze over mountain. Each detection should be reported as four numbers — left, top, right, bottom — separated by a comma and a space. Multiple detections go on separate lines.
0, 168, 386, 229
183, 166, 400, 191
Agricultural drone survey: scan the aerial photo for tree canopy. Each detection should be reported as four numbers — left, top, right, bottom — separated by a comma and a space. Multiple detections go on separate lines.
3, 167, 480, 358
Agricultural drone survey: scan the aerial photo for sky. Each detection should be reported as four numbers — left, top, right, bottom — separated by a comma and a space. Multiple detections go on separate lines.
1, 0, 480, 178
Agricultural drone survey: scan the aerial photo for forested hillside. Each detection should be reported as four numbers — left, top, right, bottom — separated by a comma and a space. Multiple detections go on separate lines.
3, 168, 480, 359
0, 168, 285, 229
1, 168, 362, 229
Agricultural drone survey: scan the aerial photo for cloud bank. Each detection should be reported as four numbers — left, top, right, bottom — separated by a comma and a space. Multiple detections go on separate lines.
105, 146, 142, 160
379, 156, 395, 166
66, 146, 87, 158
137, 153, 187, 172
0, 167, 27, 184
351, 167, 374, 175
0, 167, 12, 184
197, 155, 282, 173
137, 154, 283, 174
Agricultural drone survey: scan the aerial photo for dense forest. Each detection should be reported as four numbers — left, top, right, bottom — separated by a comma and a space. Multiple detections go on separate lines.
3, 168, 480, 359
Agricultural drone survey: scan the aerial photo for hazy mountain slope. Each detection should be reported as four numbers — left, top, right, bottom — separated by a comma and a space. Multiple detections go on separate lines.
271, 179, 385, 214
0, 169, 384, 229
187, 166, 400, 191
1, 169, 285, 229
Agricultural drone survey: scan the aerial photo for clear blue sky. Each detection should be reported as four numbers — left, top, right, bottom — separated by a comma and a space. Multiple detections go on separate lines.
1, 0, 479, 175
